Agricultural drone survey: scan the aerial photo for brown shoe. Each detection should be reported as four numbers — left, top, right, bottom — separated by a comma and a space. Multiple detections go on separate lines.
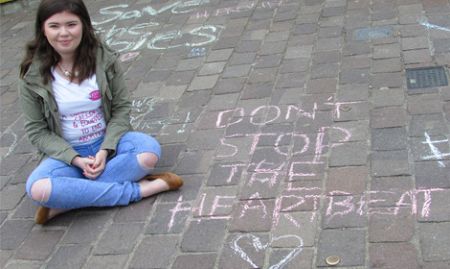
144, 172, 183, 190
35, 206, 50, 225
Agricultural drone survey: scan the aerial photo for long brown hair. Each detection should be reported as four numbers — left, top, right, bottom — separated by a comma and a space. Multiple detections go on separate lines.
19, 0, 99, 84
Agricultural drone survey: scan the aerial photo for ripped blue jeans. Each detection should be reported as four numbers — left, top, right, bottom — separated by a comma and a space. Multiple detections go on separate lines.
26, 131, 161, 209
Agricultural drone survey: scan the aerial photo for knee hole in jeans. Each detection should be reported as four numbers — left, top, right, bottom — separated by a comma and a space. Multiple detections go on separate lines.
30, 178, 52, 203
137, 152, 159, 170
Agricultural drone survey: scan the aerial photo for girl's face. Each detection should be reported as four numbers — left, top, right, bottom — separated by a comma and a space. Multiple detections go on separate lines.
43, 11, 83, 58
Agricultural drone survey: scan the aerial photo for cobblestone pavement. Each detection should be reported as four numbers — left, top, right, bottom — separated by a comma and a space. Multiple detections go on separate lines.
1, 0, 450, 268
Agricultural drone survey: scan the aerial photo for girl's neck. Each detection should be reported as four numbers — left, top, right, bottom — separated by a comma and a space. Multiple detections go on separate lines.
59, 54, 75, 67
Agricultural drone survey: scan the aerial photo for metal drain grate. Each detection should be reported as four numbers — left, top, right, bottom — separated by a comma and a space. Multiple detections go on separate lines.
406, 66, 448, 90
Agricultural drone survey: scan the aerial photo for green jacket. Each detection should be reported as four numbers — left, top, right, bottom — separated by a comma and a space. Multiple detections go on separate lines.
19, 44, 131, 164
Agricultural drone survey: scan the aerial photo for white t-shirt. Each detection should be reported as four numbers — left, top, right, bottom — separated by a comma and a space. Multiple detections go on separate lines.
52, 69, 106, 146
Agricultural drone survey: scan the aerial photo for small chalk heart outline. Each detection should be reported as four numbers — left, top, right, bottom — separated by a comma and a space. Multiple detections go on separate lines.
230, 234, 304, 269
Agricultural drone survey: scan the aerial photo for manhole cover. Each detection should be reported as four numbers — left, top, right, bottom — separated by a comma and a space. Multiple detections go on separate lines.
406, 66, 448, 89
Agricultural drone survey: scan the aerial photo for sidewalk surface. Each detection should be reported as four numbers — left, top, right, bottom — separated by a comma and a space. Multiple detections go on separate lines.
1, 0, 450, 268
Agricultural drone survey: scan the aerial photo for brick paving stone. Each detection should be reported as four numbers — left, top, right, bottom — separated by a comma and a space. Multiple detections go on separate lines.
368, 208, 415, 242
172, 253, 217, 269
193, 186, 237, 217
4, 262, 42, 269
334, 101, 370, 121
292, 23, 317, 35
207, 48, 233, 62
316, 229, 366, 267
84, 255, 129, 269
207, 162, 245, 186
371, 87, 405, 107
419, 222, 450, 261
254, 54, 282, 68
181, 219, 227, 252
229, 52, 257, 65
417, 189, 450, 222
407, 93, 443, 114
0, 220, 34, 250
272, 212, 317, 247
158, 144, 186, 168
15, 229, 64, 260
373, 43, 401, 59
229, 199, 275, 232
285, 45, 313, 59
0, 183, 25, 210
269, 248, 313, 269
165, 70, 195, 86
410, 135, 450, 162
248, 146, 289, 172
47, 245, 91, 269
422, 261, 450, 269
329, 141, 368, 167
312, 51, 340, 65
322, 194, 368, 228
175, 150, 214, 175
0, 154, 31, 177
372, 58, 402, 73
326, 166, 368, 195
224, 117, 260, 137
370, 176, 414, 207
146, 202, 190, 234
214, 77, 246, 94
306, 78, 337, 94
186, 129, 224, 150
398, 4, 423, 25
94, 223, 144, 255
404, 49, 433, 64
371, 150, 411, 177
207, 92, 240, 111
175, 58, 204, 71
330, 120, 369, 142
342, 55, 371, 70
0, 251, 13, 269
157, 123, 193, 144
337, 84, 369, 102
316, 37, 343, 51
239, 171, 283, 199
130, 235, 179, 268
402, 36, 429, 50
187, 75, 219, 91
215, 136, 254, 162
311, 63, 339, 79
259, 41, 287, 55
222, 64, 251, 78
241, 82, 274, 99
370, 106, 408, 128
198, 62, 226, 75
369, 242, 420, 269
433, 38, 450, 53
218, 233, 268, 269
279, 58, 310, 73
372, 127, 408, 151
415, 161, 450, 189
370, 72, 404, 89
410, 113, 450, 137
61, 212, 110, 244
113, 197, 156, 223
248, 68, 277, 84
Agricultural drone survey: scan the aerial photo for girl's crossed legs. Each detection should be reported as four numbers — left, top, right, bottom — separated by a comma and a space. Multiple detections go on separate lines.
26, 132, 180, 222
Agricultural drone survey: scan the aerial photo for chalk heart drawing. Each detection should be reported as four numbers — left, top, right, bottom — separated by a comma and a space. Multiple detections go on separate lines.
231, 234, 304, 269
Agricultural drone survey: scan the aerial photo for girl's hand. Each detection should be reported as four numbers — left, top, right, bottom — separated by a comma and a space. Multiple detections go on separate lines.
71, 149, 108, 179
